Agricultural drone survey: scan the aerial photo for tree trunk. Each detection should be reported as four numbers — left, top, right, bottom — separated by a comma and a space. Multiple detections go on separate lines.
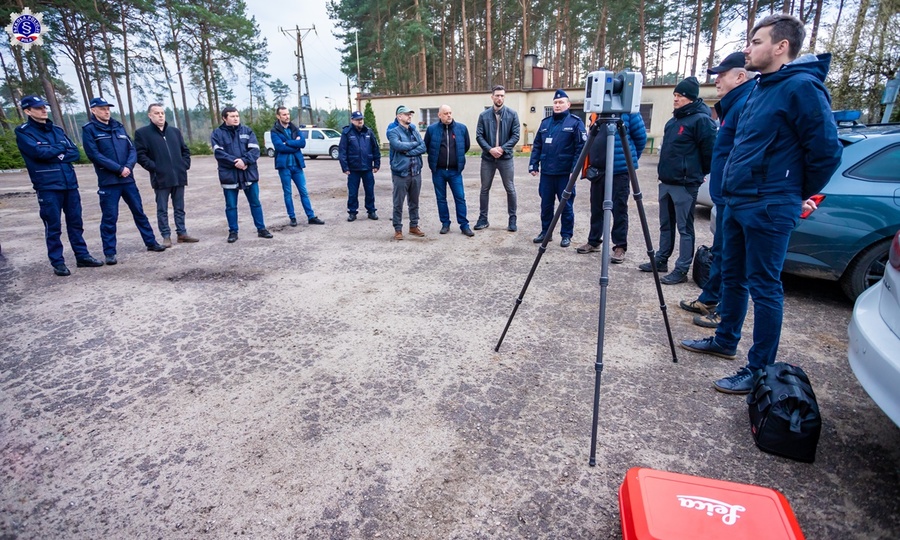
747, 0, 759, 38
485, 0, 492, 87
692, 0, 702, 76
809, 0, 824, 50
838, 0, 870, 91
0, 50, 23, 121
462, 0, 472, 92
638, 0, 647, 76
706, 0, 722, 82
166, 0, 192, 141
120, 2, 136, 133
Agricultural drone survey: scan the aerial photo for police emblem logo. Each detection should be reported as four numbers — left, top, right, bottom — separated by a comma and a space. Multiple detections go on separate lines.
5, 7, 45, 50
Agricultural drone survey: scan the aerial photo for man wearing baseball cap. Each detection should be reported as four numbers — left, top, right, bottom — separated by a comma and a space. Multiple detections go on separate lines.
679, 52, 757, 328
15, 95, 104, 275
83, 96, 166, 265
386, 106, 427, 240
339, 110, 380, 221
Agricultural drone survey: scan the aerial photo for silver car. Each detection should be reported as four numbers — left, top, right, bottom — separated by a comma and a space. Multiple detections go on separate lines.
848, 229, 900, 427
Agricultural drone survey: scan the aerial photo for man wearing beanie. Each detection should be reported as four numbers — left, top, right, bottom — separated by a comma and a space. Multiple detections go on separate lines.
640, 76, 716, 284
528, 89, 586, 248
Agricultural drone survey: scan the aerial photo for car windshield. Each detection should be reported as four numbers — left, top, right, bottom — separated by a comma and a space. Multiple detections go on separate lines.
322, 129, 341, 139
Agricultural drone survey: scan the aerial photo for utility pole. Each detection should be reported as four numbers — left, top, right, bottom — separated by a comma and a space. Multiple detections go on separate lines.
279, 25, 316, 125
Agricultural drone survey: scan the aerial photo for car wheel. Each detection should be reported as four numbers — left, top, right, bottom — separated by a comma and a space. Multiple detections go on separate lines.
840, 238, 891, 301
330, 146, 340, 160
266, 148, 274, 157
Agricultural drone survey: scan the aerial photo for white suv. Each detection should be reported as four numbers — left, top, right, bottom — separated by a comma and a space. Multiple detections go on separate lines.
264, 127, 342, 160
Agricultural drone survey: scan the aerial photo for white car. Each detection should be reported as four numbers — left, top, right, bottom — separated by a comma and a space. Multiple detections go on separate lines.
263, 127, 343, 160
848, 229, 900, 427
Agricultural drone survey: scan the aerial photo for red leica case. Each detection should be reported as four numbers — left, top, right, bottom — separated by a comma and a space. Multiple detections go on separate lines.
619, 467, 805, 540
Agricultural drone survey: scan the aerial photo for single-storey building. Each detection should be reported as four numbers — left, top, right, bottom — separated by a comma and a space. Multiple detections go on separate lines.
357, 56, 717, 153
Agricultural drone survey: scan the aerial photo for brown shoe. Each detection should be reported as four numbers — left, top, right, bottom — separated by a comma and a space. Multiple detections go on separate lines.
408, 226, 425, 237
177, 234, 199, 243
162, 236, 172, 248
394, 230, 403, 240
611, 247, 626, 264
576, 242, 600, 254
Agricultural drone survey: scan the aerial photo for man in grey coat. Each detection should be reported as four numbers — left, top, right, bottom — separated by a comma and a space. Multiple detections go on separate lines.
387, 106, 427, 241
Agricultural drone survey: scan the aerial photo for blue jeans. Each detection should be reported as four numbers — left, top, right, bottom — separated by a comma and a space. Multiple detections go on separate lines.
538, 173, 575, 238
715, 201, 799, 370
278, 166, 315, 220
432, 168, 468, 227
697, 203, 725, 305
223, 183, 266, 233
656, 183, 699, 274
98, 182, 157, 256
36, 189, 91, 266
347, 170, 376, 214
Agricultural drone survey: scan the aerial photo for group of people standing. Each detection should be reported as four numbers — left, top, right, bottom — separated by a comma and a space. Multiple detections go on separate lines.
13, 15, 839, 399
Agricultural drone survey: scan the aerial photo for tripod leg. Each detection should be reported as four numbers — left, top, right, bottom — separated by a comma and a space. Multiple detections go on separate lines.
495, 122, 600, 352
589, 119, 616, 466
618, 122, 678, 363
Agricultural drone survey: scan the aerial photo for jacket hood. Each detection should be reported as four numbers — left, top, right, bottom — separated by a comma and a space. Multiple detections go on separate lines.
715, 79, 756, 118
674, 98, 711, 119
760, 53, 831, 86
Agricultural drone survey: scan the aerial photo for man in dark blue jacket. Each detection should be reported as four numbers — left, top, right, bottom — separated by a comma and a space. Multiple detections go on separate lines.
134, 103, 197, 247
679, 52, 756, 328
83, 97, 165, 265
271, 106, 323, 227
681, 14, 842, 394
211, 107, 272, 243
640, 77, 717, 284
15, 95, 103, 276
576, 112, 647, 263
528, 90, 586, 247
424, 105, 473, 237
339, 111, 380, 221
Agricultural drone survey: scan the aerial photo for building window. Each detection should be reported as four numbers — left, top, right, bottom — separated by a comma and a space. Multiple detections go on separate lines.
640, 104, 653, 132
419, 108, 439, 130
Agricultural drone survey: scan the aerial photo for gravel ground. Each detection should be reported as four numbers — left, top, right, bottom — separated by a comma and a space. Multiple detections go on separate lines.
1, 154, 898, 539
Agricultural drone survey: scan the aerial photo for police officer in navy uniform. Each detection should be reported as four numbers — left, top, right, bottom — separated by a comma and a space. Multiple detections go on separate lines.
82, 97, 166, 265
15, 95, 104, 276
528, 89, 586, 247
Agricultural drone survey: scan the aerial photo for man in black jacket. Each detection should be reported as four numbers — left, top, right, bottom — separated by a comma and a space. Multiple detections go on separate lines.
640, 77, 716, 284
474, 85, 520, 232
134, 103, 198, 247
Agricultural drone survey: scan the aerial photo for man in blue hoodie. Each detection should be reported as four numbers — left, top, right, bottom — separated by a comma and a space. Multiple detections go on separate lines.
83, 97, 166, 265
15, 95, 103, 276
681, 14, 842, 394
640, 77, 717, 284
678, 52, 757, 328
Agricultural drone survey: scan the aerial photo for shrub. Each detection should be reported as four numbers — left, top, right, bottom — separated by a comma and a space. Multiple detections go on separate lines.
187, 140, 212, 155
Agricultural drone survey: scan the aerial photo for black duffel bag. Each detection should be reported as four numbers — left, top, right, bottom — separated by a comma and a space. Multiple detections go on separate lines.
747, 362, 822, 463
692, 245, 712, 288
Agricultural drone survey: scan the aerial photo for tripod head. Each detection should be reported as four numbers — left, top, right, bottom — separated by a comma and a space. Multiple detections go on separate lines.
585, 70, 643, 115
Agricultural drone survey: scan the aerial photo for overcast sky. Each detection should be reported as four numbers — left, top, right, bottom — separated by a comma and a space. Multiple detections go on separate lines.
245, 0, 353, 112
53, 1, 352, 115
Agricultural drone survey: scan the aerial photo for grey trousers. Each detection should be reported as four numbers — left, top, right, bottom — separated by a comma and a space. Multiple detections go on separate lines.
478, 158, 516, 220
656, 182, 699, 274
392, 173, 421, 230
155, 186, 186, 237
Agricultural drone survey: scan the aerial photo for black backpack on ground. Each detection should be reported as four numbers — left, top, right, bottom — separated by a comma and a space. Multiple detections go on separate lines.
692, 245, 713, 288
747, 362, 822, 463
